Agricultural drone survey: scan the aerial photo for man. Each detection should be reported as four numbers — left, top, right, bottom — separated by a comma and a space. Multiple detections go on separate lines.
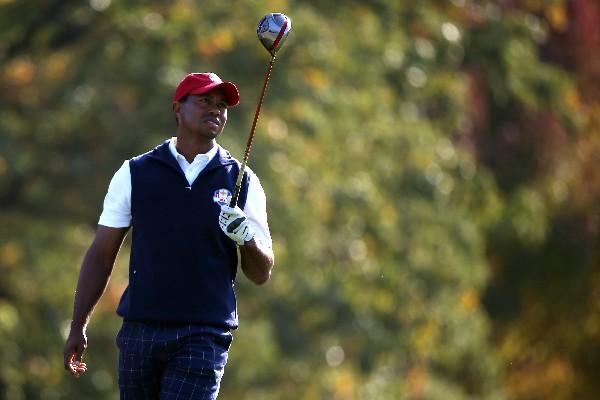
63, 72, 275, 399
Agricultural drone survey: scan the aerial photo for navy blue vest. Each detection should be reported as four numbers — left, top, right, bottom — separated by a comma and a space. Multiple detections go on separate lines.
116, 140, 249, 330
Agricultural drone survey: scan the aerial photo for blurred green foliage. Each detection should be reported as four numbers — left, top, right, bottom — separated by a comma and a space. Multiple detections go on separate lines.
1, 0, 599, 399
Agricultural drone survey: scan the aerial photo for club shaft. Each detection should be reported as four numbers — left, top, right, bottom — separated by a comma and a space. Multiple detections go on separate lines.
229, 55, 276, 207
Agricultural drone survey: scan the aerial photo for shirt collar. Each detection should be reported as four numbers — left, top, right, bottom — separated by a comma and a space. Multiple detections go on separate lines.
168, 137, 219, 163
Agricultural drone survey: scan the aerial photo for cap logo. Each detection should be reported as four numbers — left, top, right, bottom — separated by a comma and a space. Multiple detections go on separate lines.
213, 188, 232, 206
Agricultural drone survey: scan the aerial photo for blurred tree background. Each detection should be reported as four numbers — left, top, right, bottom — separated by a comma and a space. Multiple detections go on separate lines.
1, 0, 599, 399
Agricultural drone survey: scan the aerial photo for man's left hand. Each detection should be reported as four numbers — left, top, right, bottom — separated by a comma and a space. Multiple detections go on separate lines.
219, 205, 255, 245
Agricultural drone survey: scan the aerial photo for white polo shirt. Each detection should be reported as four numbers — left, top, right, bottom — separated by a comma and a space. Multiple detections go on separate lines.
98, 138, 272, 247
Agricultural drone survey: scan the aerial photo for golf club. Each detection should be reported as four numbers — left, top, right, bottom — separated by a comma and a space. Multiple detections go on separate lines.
229, 12, 291, 208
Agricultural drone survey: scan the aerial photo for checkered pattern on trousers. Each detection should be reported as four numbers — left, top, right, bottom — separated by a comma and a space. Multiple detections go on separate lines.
116, 320, 232, 400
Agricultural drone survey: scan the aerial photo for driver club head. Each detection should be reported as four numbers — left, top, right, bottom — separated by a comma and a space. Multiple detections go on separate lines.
257, 13, 292, 56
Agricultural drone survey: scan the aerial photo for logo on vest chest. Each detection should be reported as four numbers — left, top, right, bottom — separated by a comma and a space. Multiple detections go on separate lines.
213, 188, 232, 206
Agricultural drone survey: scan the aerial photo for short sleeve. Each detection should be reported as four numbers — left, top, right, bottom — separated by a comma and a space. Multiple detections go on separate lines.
98, 161, 132, 228
243, 171, 272, 248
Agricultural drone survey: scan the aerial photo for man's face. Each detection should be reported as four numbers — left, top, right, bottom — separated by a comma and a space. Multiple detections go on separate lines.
174, 88, 228, 139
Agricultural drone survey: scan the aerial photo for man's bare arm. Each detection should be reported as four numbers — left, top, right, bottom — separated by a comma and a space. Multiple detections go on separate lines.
240, 239, 274, 285
63, 225, 129, 377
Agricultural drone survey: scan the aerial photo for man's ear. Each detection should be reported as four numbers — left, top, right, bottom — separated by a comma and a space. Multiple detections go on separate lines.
173, 101, 181, 124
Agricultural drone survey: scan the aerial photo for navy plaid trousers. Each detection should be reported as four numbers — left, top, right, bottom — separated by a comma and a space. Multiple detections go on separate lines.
116, 321, 233, 400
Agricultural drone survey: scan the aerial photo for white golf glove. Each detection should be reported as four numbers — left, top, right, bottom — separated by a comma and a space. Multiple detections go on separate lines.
219, 205, 255, 245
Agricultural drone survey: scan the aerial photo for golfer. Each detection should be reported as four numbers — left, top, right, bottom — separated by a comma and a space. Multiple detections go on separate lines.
63, 72, 274, 399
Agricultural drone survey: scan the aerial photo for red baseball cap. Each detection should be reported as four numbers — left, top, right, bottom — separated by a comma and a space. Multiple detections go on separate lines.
173, 72, 240, 106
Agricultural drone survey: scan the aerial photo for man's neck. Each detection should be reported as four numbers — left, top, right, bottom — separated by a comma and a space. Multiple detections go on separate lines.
174, 134, 215, 163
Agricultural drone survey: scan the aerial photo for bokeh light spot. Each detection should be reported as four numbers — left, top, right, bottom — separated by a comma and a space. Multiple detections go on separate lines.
325, 345, 345, 367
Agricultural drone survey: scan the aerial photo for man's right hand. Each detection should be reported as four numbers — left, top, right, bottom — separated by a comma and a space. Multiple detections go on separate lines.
62, 226, 129, 378
63, 329, 88, 377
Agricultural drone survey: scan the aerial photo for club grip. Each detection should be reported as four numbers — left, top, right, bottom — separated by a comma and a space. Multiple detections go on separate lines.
229, 185, 241, 208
